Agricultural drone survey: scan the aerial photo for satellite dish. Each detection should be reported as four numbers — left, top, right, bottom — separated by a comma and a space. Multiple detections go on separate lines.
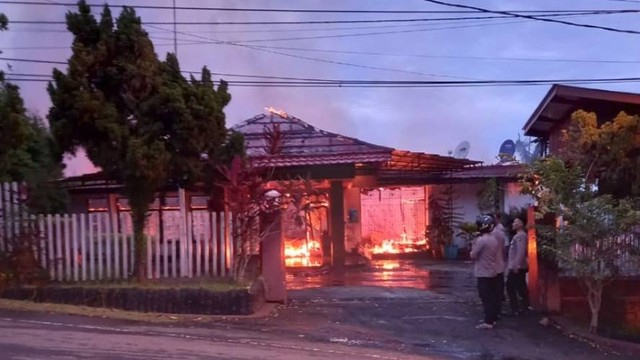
498, 139, 516, 163
453, 141, 470, 159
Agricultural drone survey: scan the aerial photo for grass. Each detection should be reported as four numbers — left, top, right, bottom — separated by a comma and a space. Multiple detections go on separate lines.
0, 298, 274, 323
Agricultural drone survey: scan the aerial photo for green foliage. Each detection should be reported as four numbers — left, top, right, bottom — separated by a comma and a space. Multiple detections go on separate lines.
428, 185, 464, 247
477, 177, 500, 214
521, 155, 640, 332
0, 13, 7, 31
0, 77, 67, 213
520, 157, 586, 216
48, 1, 232, 280
456, 222, 477, 243
560, 110, 640, 198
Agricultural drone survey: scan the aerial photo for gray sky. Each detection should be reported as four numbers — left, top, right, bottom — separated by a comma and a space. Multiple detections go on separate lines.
3, 0, 640, 176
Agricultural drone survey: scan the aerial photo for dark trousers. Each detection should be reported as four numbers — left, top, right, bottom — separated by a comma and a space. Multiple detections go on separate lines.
477, 277, 498, 325
506, 270, 529, 313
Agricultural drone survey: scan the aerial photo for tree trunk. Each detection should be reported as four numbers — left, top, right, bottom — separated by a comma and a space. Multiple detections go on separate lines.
131, 206, 148, 282
586, 281, 603, 334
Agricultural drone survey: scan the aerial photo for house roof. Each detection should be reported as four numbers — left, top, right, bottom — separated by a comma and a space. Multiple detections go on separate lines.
233, 111, 481, 171
376, 164, 524, 186
448, 164, 526, 180
61, 110, 483, 189
232, 111, 394, 167
523, 84, 640, 137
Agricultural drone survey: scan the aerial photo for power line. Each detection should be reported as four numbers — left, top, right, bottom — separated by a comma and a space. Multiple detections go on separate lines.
155, 20, 529, 44
144, 24, 477, 80
244, 45, 640, 65
6, 75, 640, 88
423, 0, 640, 35
10, 40, 639, 66
0, 57, 346, 82
7, 10, 637, 26
0, 56, 66, 65
1, 1, 636, 14
1, 22, 459, 34
7, 69, 640, 86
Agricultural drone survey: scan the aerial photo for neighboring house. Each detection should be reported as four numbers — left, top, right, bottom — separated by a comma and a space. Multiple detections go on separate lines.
524, 84, 640, 155
523, 84, 640, 340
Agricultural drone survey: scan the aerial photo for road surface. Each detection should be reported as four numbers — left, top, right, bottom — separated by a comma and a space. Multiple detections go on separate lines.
0, 315, 437, 360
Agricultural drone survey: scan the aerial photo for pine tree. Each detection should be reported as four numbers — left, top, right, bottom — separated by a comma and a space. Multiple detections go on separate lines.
48, 1, 232, 281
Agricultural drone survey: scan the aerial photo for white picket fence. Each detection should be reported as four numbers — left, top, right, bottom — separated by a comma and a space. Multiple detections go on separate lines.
1, 182, 235, 282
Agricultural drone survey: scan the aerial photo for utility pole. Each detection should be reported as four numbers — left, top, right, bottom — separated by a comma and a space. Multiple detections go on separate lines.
173, 0, 178, 56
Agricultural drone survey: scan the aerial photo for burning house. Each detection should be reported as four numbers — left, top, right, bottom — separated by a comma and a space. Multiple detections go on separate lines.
231, 110, 528, 268
59, 109, 529, 273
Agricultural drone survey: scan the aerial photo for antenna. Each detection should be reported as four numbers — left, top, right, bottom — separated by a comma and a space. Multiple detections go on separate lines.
452, 140, 470, 159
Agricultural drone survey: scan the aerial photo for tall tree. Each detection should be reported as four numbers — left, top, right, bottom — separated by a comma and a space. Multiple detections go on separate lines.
0, 75, 66, 213
48, 1, 231, 281
560, 110, 640, 198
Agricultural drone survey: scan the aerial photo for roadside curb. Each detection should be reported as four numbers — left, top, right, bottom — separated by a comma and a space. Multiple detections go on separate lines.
549, 315, 640, 355
0, 298, 278, 323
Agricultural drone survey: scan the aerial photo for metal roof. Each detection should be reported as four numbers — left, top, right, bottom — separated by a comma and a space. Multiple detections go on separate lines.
61, 111, 484, 188
376, 164, 524, 186
523, 84, 640, 137
232, 112, 394, 167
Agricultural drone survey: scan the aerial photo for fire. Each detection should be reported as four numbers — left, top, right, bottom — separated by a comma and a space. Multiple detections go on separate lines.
285, 239, 323, 267
370, 233, 428, 254
265, 106, 289, 118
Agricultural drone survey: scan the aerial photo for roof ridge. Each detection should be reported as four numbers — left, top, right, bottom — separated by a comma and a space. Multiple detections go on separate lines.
233, 111, 394, 152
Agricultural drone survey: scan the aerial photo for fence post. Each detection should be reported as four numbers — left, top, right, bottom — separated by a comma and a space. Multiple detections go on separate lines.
212, 212, 218, 277
178, 188, 187, 277
97, 213, 103, 280
0, 183, 5, 253
80, 213, 87, 281
63, 214, 71, 281
219, 212, 225, 277
112, 212, 120, 280
46, 214, 55, 280
226, 212, 233, 277
120, 212, 129, 279
37, 215, 46, 269
186, 211, 193, 278
54, 214, 62, 281
203, 212, 211, 276
72, 214, 79, 282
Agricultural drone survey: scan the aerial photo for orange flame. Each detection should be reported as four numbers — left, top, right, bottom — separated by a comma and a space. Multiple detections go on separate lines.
370, 233, 428, 254
265, 106, 289, 118
284, 239, 323, 267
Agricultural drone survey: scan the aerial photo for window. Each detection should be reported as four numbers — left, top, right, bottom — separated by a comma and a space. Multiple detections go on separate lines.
163, 197, 180, 210
190, 196, 209, 210
117, 198, 130, 211
88, 198, 108, 212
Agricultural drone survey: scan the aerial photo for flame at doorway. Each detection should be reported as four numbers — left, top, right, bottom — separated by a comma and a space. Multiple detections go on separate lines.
284, 238, 323, 267
370, 233, 428, 255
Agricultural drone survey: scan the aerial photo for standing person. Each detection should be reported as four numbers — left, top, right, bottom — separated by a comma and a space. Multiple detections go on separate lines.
507, 218, 529, 314
470, 214, 500, 330
491, 213, 508, 317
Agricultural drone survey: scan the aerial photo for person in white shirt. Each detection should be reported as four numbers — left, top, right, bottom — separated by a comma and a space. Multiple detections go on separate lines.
506, 218, 529, 315
470, 214, 501, 329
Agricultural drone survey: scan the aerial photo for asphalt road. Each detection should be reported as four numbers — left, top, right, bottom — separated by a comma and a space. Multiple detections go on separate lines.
0, 315, 437, 360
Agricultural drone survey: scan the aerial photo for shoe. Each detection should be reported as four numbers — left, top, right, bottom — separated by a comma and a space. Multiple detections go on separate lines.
476, 323, 494, 330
